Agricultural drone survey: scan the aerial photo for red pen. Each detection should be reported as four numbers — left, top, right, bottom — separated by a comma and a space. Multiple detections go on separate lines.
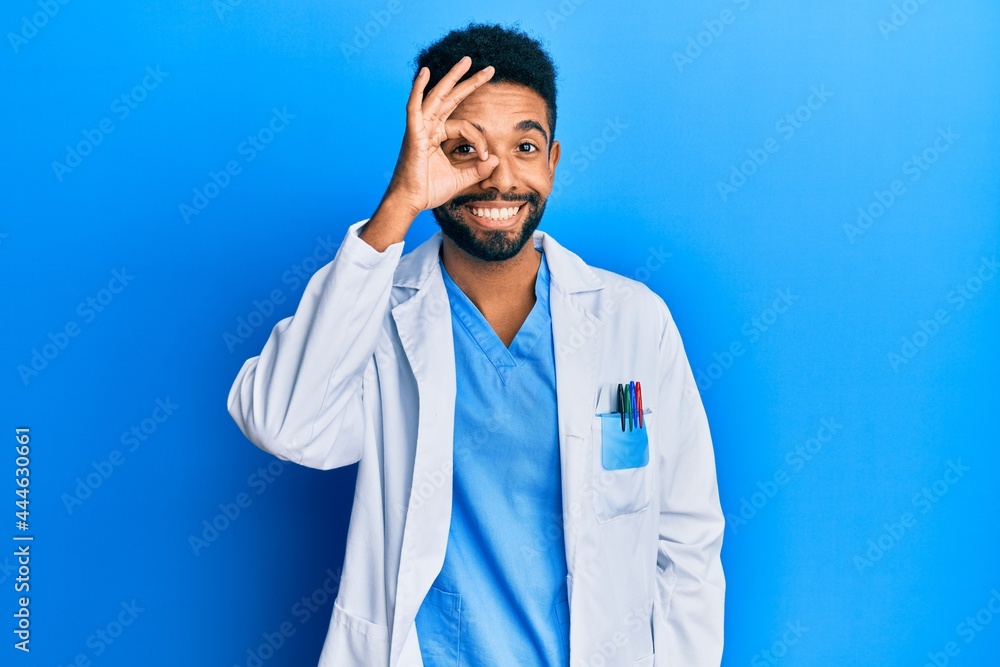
636, 381, 643, 428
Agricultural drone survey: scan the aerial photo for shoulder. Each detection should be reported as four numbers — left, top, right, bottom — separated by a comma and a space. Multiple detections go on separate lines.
538, 230, 676, 333
586, 265, 674, 333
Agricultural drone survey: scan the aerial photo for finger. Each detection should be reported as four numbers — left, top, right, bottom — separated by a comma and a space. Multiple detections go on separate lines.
433, 65, 494, 124
453, 155, 500, 191
444, 119, 490, 160
422, 55, 474, 119
406, 66, 429, 128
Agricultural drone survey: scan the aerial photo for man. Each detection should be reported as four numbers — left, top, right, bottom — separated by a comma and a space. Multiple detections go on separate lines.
227, 22, 725, 667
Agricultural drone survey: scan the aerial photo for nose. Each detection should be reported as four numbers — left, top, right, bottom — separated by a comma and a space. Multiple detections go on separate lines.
477, 150, 517, 195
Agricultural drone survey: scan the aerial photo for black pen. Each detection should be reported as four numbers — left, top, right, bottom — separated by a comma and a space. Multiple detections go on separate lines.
617, 383, 626, 431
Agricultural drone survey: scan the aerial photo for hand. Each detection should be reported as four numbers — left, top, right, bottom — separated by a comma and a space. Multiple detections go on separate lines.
387, 55, 500, 214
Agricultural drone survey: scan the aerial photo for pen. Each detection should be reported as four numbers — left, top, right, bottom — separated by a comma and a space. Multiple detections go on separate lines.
626, 385, 633, 431
636, 381, 643, 428
617, 383, 626, 431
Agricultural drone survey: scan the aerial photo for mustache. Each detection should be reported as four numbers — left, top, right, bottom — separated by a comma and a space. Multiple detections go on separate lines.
448, 192, 540, 209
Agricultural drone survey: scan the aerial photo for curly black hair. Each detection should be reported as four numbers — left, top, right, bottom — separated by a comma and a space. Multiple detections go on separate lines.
412, 22, 558, 145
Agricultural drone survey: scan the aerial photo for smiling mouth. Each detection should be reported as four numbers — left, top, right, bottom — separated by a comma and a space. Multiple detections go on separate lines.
463, 203, 525, 228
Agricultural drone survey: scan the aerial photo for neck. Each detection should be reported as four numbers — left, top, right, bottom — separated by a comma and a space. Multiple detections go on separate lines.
440, 236, 542, 309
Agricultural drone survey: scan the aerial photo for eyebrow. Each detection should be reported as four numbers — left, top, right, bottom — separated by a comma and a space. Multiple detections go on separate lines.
471, 120, 549, 145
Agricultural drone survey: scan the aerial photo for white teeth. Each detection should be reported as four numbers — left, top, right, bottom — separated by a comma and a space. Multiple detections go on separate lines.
470, 206, 521, 221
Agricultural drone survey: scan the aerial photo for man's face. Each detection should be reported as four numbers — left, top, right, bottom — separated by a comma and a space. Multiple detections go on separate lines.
432, 81, 561, 262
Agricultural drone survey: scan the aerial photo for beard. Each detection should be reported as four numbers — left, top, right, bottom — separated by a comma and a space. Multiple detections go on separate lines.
431, 191, 546, 262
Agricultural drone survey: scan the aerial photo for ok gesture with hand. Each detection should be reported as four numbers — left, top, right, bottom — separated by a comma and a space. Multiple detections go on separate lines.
389, 55, 501, 214
361, 56, 500, 251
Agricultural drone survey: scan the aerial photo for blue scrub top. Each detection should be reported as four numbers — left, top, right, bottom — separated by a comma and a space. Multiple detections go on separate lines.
415, 246, 570, 666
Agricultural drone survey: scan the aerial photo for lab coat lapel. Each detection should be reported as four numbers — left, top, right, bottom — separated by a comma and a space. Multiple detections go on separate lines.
540, 232, 607, 605
388, 233, 456, 666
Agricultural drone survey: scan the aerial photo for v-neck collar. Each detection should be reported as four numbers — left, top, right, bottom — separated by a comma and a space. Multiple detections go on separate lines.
439, 247, 551, 384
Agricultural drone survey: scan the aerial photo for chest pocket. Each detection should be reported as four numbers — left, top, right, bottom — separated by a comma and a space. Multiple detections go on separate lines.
591, 408, 653, 523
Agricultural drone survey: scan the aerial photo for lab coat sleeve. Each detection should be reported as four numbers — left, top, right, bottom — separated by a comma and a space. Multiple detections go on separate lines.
651, 294, 726, 666
227, 218, 404, 470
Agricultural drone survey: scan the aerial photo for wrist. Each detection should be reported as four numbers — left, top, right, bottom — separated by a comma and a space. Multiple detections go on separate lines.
379, 189, 422, 221
360, 191, 419, 252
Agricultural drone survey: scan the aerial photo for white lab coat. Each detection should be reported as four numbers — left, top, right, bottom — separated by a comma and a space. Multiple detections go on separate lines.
228, 218, 725, 667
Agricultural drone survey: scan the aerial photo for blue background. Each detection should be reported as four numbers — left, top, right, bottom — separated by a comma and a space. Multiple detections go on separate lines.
3, 0, 998, 665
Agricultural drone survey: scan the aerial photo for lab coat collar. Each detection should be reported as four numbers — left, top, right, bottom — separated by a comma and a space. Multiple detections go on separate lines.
392, 228, 607, 295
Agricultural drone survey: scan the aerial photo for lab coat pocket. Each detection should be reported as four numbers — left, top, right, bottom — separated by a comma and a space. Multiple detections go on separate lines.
591, 409, 653, 523
600, 412, 650, 470
330, 601, 390, 641
414, 586, 462, 666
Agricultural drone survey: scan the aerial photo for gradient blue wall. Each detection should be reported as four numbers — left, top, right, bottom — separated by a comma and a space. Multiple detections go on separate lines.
3, 0, 998, 665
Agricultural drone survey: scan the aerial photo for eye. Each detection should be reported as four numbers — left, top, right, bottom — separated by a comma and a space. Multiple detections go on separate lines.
518, 142, 538, 153
452, 144, 476, 156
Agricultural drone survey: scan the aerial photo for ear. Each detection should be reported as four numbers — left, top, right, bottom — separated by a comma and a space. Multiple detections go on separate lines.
547, 139, 561, 186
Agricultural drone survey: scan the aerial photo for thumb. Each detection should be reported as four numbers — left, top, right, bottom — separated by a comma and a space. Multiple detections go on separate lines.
454, 154, 499, 191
